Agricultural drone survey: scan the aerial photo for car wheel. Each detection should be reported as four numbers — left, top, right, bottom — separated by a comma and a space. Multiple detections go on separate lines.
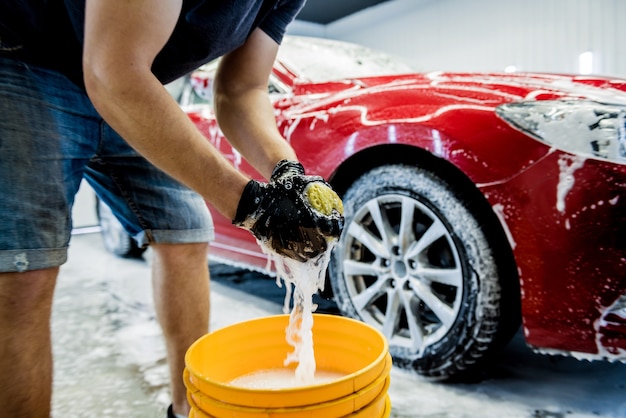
96, 199, 146, 258
329, 164, 519, 381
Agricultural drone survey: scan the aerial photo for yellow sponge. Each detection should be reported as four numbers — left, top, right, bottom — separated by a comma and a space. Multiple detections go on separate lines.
306, 183, 344, 216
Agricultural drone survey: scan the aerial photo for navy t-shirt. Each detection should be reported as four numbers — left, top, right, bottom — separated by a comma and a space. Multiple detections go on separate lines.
0, 0, 305, 86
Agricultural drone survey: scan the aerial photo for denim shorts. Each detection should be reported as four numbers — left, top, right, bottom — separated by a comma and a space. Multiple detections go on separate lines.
0, 56, 214, 273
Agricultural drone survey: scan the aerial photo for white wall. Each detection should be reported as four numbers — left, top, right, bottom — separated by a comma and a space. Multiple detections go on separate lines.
289, 0, 626, 78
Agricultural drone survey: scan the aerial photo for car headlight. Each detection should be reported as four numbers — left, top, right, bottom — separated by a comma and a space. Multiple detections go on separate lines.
496, 100, 626, 164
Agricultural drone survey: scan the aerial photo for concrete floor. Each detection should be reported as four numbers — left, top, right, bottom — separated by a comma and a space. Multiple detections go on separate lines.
51, 233, 626, 418
52, 233, 281, 417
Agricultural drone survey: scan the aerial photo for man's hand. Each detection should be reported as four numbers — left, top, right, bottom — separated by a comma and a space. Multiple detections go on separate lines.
233, 161, 344, 262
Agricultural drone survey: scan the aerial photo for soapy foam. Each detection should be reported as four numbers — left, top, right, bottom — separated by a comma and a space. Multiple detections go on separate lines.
261, 240, 336, 386
229, 368, 345, 389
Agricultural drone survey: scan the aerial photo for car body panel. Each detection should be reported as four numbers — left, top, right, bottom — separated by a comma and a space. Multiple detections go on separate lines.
482, 151, 625, 358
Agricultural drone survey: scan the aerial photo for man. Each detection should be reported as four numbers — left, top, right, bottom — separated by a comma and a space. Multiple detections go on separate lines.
0, 1, 343, 417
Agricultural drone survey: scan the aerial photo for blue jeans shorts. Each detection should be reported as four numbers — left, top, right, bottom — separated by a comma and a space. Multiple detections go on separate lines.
0, 56, 214, 273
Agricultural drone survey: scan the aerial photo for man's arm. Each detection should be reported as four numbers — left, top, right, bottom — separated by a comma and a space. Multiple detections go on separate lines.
82, 0, 248, 219
213, 29, 298, 180
212, 29, 344, 260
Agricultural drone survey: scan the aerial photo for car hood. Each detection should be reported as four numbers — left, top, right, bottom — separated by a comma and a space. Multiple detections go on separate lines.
335, 71, 626, 105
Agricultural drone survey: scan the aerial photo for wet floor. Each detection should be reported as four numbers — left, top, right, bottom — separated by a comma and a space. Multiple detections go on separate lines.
51, 233, 626, 418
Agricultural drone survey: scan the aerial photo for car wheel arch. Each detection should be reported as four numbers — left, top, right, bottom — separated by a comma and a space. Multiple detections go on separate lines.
330, 144, 519, 265
331, 143, 470, 196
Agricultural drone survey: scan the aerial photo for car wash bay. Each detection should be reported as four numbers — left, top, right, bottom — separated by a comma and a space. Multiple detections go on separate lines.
50, 233, 625, 418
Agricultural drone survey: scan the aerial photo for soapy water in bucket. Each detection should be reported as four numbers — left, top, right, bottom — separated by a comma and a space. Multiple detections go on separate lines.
229, 368, 345, 389
228, 239, 337, 388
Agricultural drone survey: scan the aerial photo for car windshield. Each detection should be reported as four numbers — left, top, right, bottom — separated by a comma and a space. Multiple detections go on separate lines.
277, 36, 415, 82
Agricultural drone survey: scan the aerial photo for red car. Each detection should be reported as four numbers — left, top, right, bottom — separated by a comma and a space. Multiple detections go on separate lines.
101, 36, 626, 380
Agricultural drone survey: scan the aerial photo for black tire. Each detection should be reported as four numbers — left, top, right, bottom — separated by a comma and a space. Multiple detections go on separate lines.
96, 199, 146, 259
329, 164, 520, 381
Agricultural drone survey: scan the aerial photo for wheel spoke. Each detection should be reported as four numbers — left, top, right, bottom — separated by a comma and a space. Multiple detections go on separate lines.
399, 289, 425, 351
411, 279, 455, 327
367, 199, 396, 249
343, 259, 383, 277
399, 197, 416, 250
419, 266, 463, 288
347, 222, 389, 259
351, 276, 389, 311
406, 217, 447, 259
381, 288, 401, 340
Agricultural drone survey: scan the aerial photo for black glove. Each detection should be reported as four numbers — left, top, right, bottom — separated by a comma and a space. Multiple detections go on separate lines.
269, 159, 307, 180
233, 160, 344, 262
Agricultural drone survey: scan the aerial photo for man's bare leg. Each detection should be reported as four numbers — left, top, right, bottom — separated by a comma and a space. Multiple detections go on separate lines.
151, 242, 210, 417
0, 267, 59, 418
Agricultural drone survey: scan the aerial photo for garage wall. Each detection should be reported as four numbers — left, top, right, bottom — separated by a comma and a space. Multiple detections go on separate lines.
289, 0, 626, 78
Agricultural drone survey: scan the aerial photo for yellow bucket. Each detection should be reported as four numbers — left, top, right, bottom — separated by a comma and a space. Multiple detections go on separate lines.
184, 314, 391, 418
